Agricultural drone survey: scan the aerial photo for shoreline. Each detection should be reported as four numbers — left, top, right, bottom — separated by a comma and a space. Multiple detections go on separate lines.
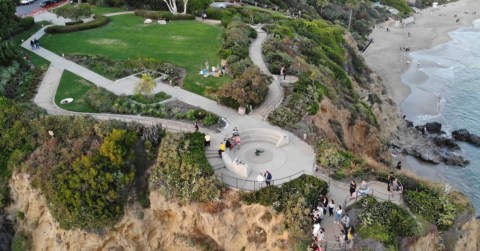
364, 0, 480, 117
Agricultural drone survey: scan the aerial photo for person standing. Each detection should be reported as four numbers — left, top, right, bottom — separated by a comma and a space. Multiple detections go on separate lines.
204, 134, 211, 147
30, 40, 34, 50
349, 180, 357, 198
321, 196, 329, 215
341, 214, 351, 239
218, 142, 225, 156
264, 171, 272, 185
256, 172, 265, 187
388, 172, 395, 191
194, 122, 199, 132
335, 205, 342, 224
328, 199, 335, 216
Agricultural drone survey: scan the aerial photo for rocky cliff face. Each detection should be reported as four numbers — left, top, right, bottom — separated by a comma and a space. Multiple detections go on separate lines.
7, 173, 290, 251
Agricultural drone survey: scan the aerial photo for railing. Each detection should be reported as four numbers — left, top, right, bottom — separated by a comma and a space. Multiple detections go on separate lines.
260, 77, 284, 120
217, 170, 305, 191
342, 174, 404, 210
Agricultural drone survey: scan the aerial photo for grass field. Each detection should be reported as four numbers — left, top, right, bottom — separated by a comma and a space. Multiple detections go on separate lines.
55, 70, 97, 112
40, 14, 229, 96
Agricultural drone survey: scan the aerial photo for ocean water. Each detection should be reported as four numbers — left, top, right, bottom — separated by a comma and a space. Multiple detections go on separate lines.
401, 20, 480, 215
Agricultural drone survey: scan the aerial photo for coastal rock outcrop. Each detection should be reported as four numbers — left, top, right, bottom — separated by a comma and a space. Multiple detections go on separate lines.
432, 137, 460, 150
452, 129, 480, 146
425, 122, 442, 134
402, 146, 469, 167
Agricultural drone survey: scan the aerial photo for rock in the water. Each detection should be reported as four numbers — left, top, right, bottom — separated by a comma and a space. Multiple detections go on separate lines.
402, 146, 469, 167
406, 120, 414, 128
432, 137, 460, 150
425, 122, 442, 134
452, 129, 480, 147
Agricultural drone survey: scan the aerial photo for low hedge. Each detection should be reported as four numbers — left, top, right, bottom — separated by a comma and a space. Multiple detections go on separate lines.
134, 10, 195, 21
65, 20, 83, 26
45, 15, 110, 34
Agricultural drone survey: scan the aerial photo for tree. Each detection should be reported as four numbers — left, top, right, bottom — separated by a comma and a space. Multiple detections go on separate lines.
316, 0, 329, 15
0, 0, 16, 39
54, 4, 92, 21
135, 74, 156, 97
163, 0, 191, 14
346, 0, 361, 31
99, 129, 136, 166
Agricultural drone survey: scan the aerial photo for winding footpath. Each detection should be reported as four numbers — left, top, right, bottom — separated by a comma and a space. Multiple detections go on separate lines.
23, 13, 403, 247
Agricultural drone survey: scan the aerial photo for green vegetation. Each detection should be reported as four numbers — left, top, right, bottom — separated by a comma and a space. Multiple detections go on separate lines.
33, 128, 138, 229
134, 10, 195, 21
10, 231, 31, 251
45, 15, 110, 33
380, 0, 412, 14
52, 3, 92, 21
242, 175, 328, 233
91, 6, 124, 15
41, 14, 227, 96
128, 92, 171, 104
55, 70, 97, 113
83, 86, 219, 126
151, 132, 223, 202
357, 197, 418, 247
316, 140, 369, 180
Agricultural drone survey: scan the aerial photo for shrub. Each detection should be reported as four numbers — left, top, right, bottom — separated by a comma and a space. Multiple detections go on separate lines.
242, 175, 328, 233
217, 67, 271, 108
44, 15, 110, 33
151, 132, 222, 202
134, 10, 195, 21
357, 197, 417, 245
10, 231, 30, 251
65, 20, 84, 26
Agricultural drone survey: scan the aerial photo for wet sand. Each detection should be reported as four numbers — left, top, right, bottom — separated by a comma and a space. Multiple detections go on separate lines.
364, 0, 480, 117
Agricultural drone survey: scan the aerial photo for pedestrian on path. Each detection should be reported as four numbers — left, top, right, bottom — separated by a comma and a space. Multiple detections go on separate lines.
218, 142, 225, 156
349, 180, 357, 198
321, 196, 329, 215
30, 40, 34, 50
334, 205, 342, 224
328, 200, 335, 216
257, 172, 265, 186
204, 134, 210, 147
388, 172, 395, 192
34, 38, 40, 49
341, 214, 351, 239
194, 122, 199, 132
280, 66, 286, 80
264, 170, 272, 185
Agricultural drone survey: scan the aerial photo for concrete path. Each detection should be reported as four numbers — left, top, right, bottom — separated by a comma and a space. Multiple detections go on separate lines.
248, 27, 285, 120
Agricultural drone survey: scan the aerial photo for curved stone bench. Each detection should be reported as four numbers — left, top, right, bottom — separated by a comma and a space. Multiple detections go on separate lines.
221, 128, 289, 178
239, 128, 289, 148
222, 148, 250, 178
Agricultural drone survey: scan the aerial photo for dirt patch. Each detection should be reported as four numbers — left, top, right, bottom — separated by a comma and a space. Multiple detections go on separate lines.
87, 38, 127, 47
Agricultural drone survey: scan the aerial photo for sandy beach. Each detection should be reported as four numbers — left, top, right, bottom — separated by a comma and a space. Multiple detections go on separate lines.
364, 0, 480, 116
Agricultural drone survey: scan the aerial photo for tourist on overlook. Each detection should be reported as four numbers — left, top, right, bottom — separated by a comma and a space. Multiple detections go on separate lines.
194, 122, 199, 132
256, 172, 264, 187
204, 134, 210, 147
233, 126, 239, 136
264, 171, 272, 185
312, 222, 321, 238
357, 181, 369, 196
320, 196, 329, 215
334, 205, 342, 224
341, 214, 351, 239
336, 229, 346, 247
349, 180, 356, 198
218, 142, 225, 156
312, 206, 322, 224
328, 200, 335, 216
388, 172, 395, 192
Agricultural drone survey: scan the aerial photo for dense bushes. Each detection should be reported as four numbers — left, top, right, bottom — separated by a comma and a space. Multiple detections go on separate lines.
151, 132, 223, 202
134, 10, 195, 21
242, 175, 328, 232
357, 197, 417, 246
217, 67, 270, 109
45, 15, 110, 34
403, 188, 457, 230
219, 21, 255, 68
380, 0, 412, 14
84, 86, 219, 126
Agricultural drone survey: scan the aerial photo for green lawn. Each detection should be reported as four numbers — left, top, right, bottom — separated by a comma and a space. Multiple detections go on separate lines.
91, 6, 125, 15
40, 14, 230, 96
55, 70, 97, 112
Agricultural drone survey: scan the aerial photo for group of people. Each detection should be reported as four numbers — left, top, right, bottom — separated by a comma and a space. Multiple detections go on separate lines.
310, 195, 355, 250
387, 172, 402, 192
200, 60, 226, 78
256, 171, 273, 186
30, 39, 40, 50
349, 180, 369, 199
218, 127, 241, 156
